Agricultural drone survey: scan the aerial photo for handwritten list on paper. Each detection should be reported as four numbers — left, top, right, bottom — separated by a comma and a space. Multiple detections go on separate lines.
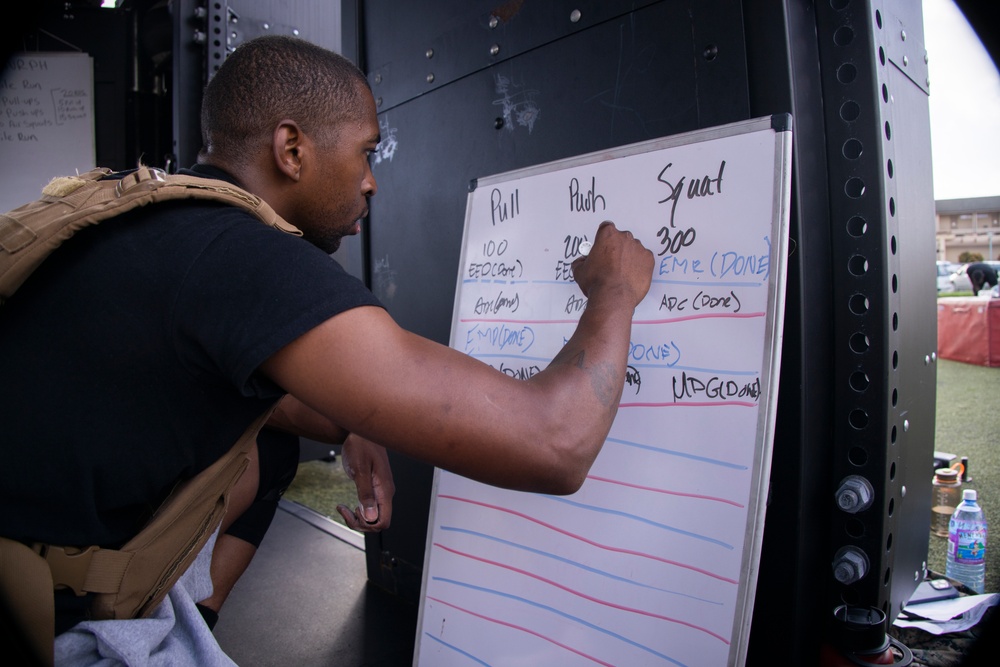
417, 118, 792, 667
0, 53, 95, 212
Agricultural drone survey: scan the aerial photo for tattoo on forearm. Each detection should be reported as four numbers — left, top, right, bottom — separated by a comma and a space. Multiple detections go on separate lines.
551, 347, 621, 409
589, 361, 621, 408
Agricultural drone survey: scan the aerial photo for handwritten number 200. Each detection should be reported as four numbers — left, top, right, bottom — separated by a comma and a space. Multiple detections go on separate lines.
655, 225, 696, 256
563, 235, 589, 259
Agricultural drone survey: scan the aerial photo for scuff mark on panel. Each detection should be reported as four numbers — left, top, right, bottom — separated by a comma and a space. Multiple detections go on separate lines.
493, 72, 540, 134
373, 115, 399, 166
373, 254, 398, 301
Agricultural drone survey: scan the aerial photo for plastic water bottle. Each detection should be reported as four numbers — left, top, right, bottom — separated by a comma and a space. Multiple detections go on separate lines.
946, 489, 988, 593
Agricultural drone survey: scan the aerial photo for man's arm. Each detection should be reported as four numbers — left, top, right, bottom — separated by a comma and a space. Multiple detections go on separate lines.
260, 222, 653, 495
267, 394, 350, 443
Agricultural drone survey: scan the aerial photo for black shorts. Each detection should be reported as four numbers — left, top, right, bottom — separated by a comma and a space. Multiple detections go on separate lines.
224, 428, 299, 548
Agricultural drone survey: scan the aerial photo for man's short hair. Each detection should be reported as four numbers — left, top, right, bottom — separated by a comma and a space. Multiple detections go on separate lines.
200, 35, 371, 164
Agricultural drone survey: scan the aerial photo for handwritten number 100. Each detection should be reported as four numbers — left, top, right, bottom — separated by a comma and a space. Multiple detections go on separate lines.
655, 225, 696, 256
483, 239, 508, 257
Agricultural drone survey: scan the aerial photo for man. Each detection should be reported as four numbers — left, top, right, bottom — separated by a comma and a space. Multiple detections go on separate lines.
0, 35, 653, 664
965, 261, 998, 295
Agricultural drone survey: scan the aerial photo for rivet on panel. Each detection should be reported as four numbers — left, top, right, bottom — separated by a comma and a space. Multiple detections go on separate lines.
903, 55, 909, 66
489, 15, 499, 29
426, 73, 435, 84
374, 73, 382, 85
903, 419, 910, 432
570, 9, 582, 23
263, 22, 270, 30
900, 29, 906, 41
426, 48, 434, 59
490, 44, 500, 56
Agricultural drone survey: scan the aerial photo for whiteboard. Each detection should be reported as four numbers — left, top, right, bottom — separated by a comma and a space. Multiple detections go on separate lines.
0, 52, 95, 213
415, 115, 793, 667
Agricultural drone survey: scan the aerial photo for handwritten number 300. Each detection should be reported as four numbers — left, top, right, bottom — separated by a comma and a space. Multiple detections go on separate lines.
655, 225, 696, 256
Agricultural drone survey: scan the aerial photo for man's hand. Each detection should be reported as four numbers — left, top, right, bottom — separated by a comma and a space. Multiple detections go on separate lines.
570, 221, 654, 308
337, 433, 395, 532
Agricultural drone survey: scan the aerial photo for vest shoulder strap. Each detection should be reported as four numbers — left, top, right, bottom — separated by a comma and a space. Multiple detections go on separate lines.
0, 166, 302, 305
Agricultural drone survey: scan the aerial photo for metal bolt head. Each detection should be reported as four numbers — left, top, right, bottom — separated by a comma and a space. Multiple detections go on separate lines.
835, 475, 873, 513
833, 547, 869, 584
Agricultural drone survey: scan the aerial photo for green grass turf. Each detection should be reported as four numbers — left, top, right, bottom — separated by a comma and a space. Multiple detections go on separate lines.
283, 458, 358, 524
928, 358, 999, 593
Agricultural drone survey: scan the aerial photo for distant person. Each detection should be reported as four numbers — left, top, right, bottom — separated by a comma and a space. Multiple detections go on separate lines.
966, 262, 998, 295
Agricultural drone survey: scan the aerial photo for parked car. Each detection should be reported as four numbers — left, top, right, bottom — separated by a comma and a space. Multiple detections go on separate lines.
937, 261, 958, 292
950, 260, 1000, 294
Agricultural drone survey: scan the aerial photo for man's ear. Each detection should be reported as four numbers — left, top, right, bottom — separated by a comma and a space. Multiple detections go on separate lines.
273, 120, 305, 182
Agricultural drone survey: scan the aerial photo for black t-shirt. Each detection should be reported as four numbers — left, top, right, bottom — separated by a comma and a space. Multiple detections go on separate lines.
0, 166, 382, 548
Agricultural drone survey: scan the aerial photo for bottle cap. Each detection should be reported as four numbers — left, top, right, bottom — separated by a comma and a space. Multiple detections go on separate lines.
963, 489, 977, 501
935, 468, 959, 481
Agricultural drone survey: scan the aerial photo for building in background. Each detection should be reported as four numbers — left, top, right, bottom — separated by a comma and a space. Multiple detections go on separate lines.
936, 196, 1000, 261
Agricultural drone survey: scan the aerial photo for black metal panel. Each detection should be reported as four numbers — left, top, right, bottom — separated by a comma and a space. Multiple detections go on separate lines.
816, 0, 936, 625
172, 0, 207, 171
364, 0, 660, 112
742, 2, 936, 663
357, 0, 750, 603
203, 0, 343, 78
743, 0, 837, 662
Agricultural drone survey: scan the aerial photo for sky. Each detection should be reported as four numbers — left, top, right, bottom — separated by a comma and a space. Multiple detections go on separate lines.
922, 0, 1000, 200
